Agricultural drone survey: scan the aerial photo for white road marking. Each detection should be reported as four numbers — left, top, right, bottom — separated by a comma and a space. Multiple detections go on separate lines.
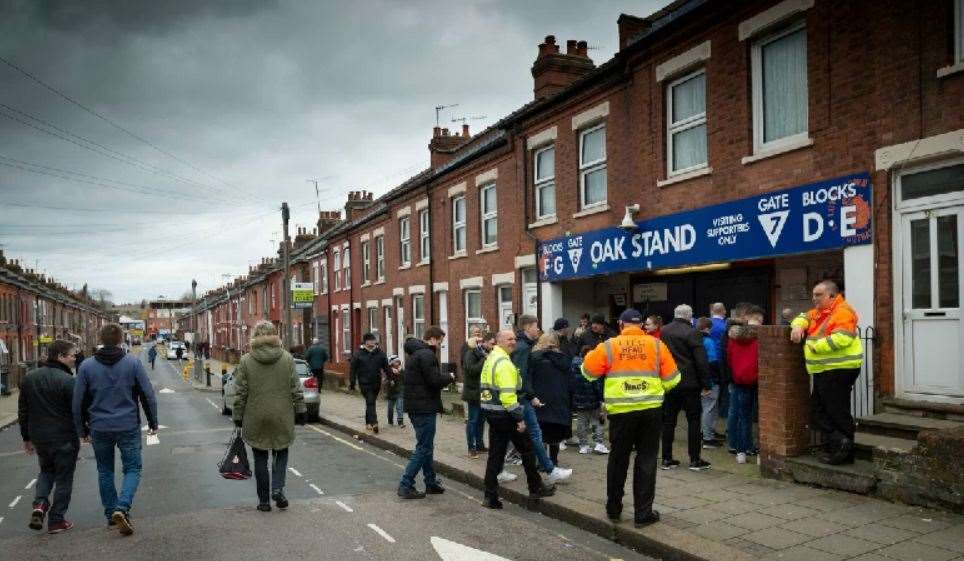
305, 424, 363, 451
0, 516, 4, 526
158, 388, 176, 394
335, 500, 353, 513
141, 424, 168, 431
8, 495, 21, 508
205, 398, 220, 410
25, 479, 36, 490
367, 523, 395, 543
309, 484, 324, 495
288, 467, 302, 477
431, 537, 513, 561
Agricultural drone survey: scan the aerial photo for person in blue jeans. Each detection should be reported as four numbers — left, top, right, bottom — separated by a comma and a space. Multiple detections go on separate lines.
398, 327, 454, 499
385, 355, 405, 427
512, 315, 571, 484
461, 331, 493, 458
73, 323, 157, 535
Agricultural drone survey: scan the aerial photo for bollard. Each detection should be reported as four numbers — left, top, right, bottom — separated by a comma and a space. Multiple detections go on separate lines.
205, 364, 212, 387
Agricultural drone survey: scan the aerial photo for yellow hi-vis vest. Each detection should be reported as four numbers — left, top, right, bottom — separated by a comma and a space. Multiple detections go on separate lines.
581, 326, 681, 415
479, 346, 523, 419
790, 295, 864, 375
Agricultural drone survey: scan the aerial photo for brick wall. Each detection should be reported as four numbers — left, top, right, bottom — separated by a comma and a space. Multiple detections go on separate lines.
758, 325, 811, 478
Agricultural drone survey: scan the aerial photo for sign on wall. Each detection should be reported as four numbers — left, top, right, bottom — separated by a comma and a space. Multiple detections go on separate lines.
291, 282, 314, 309
538, 173, 872, 282
633, 283, 668, 302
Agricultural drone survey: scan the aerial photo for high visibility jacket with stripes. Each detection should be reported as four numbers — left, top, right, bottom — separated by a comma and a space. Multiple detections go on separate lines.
479, 345, 525, 421
790, 294, 864, 375
581, 325, 681, 415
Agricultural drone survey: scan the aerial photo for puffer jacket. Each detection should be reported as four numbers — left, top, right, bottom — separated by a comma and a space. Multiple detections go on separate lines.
461, 344, 487, 402
402, 338, 452, 415
570, 356, 603, 411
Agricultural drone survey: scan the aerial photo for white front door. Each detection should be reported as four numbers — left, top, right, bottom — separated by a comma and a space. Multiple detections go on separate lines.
900, 206, 964, 400
437, 291, 449, 365
383, 306, 393, 360
395, 297, 405, 364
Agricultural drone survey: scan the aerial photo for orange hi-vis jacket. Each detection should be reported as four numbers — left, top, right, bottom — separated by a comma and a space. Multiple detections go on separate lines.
791, 294, 864, 375
581, 325, 681, 414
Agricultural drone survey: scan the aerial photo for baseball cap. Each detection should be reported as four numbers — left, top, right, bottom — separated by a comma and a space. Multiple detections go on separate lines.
552, 318, 570, 331
618, 308, 643, 324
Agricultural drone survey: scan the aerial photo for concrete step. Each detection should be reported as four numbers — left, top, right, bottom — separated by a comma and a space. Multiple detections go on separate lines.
853, 431, 917, 461
857, 412, 962, 440
879, 396, 964, 422
784, 455, 877, 495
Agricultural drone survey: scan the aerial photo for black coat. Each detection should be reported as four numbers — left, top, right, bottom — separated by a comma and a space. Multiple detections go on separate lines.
510, 331, 537, 400
660, 318, 711, 392
402, 338, 452, 415
350, 346, 389, 388
570, 357, 604, 411
576, 327, 614, 354
461, 345, 487, 402
18, 361, 77, 444
529, 349, 573, 427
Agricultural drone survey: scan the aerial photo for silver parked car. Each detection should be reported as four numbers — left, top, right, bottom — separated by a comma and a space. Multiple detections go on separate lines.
222, 358, 319, 421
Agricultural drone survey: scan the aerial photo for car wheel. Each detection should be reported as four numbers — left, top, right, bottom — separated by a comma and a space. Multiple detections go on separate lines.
307, 404, 320, 423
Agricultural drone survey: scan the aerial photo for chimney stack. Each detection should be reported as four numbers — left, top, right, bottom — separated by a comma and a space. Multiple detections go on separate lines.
617, 14, 652, 50
531, 35, 595, 100
344, 190, 375, 221
317, 210, 342, 234
429, 123, 472, 168
462, 123, 470, 137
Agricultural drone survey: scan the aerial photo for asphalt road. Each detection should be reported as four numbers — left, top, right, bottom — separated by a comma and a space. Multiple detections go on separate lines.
0, 344, 653, 561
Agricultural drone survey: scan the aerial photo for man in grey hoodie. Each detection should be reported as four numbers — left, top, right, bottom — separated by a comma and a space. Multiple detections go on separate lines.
73, 323, 157, 536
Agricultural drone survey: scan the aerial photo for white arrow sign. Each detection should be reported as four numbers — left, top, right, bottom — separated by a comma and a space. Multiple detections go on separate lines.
757, 210, 789, 248
432, 537, 514, 561
568, 248, 582, 272
158, 387, 176, 394
141, 425, 168, 431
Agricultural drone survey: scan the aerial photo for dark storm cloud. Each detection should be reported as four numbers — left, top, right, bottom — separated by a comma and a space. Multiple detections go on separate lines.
0, 0, 670, 302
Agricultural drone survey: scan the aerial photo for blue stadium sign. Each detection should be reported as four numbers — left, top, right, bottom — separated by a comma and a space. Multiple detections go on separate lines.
538, 173, 872, 282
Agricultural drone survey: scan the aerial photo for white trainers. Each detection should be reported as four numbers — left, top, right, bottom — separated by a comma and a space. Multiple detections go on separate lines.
736, 452, 747, 464
497, 471, 518, 483
546, 466, 573, 484
593, 443, 610, 455
558, 442, 567, 451
578, 445, 591, 454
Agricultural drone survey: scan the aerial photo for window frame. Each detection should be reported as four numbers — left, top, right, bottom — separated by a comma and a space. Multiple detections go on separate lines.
368, 306, 379, 340
412, 294, 425, 340
342, 308, 351, 354
464, 289, 484, 338
534, 145, 556, 219
578, 123, 608, 209
452, 195, 467, 254
399, 216, 411, 266
311, 262, 320, 295
320, 260, 328, 294
375, 235, 385, 280
343, 245, 351, 287
479, 183, 498, 247
419, 208, 430, 263
361, 241, 371, 283
666, 68, 709, 177
750, 21, 809, 155
333, 250, 341, 291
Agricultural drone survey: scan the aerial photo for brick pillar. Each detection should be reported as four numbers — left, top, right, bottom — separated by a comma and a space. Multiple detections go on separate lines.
757, 325, 811, 478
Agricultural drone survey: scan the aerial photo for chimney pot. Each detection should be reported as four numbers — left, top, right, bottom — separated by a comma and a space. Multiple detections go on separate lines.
442, 128, 449, 137
577, 40, 588, 56
567, 39, 577, 55
433, 126, 441, 138
462, 123, 470, 137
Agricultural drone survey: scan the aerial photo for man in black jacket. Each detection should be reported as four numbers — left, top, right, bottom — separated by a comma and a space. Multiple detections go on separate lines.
398, 326, 454, 499
18, 340, 79, 534
660, 304, 712, 471
350, 333, 390, 433
577, 313, 615, 352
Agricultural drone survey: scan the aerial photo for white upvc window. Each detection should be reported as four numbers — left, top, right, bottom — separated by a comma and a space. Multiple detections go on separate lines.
464, 289, 484, 337
311, 262, 320, 295
579, 124, 607, 208
343, 246, 351, 287
480, 184, 498, 247
452, 195, 466, 254
666, 69, 708, 175
412, 294, 425, 340
342, 309, 351, 354
362, 241, 371, 283
751, 21, 809, 154
320, 260, 328, 294
497, 285, 514, 330
368, 307, 379, 340
534, 146, 556, 219
399, 217, 411, 266
333, 250, 341, 291
375, 235, 385, 280
419, 208, 430, 263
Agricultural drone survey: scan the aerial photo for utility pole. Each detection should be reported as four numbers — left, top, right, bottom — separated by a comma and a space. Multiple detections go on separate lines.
282, 202, 292, 346
191, 279, 203, 382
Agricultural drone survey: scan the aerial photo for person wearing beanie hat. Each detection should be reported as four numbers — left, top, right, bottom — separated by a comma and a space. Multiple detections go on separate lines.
552, 318, 577, 359
577, 313, 615, 353
384, 354, 405, 428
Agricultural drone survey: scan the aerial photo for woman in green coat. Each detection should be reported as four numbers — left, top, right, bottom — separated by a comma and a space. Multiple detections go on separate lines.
232, 321, 306, 512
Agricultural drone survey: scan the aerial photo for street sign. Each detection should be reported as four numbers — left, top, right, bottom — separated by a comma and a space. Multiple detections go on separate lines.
538, 172, 872, 282
291, 282, 314, 309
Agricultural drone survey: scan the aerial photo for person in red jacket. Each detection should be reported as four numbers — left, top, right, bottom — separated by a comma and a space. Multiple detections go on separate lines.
726, 305, 764, 464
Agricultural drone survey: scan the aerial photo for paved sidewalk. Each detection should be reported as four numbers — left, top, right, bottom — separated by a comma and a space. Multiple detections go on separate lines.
315, 389, 964, 561
0, 389, 18, 430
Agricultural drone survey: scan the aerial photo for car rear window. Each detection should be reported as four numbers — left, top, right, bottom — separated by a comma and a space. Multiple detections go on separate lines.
295, 363, 309, 376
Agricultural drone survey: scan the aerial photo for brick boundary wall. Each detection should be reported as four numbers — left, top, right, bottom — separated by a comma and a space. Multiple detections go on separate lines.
757, 325, 811, 478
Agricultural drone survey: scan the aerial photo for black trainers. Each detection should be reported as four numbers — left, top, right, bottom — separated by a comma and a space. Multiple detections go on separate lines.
111, 510, 134, 536
482, 496, 503, 509
634, 510, 661, 527
689, 459, 712, 471
702, 439, 721, 449
660, 459, 681, 470
29, 505, 46, 530
272, 490, 289, 509
606, 507, 622, 522
397, 486, 426, 500
425, 482, 445, 495
529, 485, 556, 499
257, 503, 272, 512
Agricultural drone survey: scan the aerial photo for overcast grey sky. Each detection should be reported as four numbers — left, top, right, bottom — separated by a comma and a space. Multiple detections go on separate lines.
0, 0, 670, 303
